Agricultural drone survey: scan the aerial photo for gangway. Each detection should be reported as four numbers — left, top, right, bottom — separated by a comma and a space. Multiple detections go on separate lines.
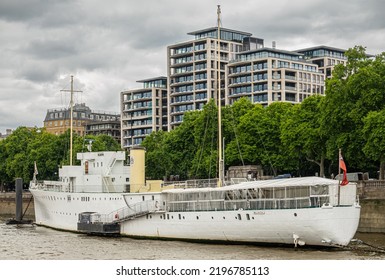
77, 200, 162, 235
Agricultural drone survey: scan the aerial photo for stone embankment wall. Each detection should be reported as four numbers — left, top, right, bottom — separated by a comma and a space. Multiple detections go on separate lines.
0, 192, 35, 217
357, 181, 385, 233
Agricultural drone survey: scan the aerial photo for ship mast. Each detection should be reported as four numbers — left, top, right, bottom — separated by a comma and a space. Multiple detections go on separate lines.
217, 5, 224, 187
61, 75, 82, 166
69, 75, 74, 165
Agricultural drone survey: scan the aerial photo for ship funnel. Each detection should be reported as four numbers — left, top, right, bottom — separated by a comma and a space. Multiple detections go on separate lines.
129, 146, 146, 193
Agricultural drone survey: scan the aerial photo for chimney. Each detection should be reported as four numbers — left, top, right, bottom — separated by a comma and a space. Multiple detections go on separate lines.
272, 41, 276, 49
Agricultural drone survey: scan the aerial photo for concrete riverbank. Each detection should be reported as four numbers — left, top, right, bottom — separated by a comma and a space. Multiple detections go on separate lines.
1, 181, 385, 233
0, 192, 34, 217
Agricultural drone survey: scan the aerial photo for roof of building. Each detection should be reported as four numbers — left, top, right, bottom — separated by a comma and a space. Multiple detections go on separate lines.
294, 45, 348, 54
187, 27, 252, 37
239, 47, 305, 57
136, 76, 167, 83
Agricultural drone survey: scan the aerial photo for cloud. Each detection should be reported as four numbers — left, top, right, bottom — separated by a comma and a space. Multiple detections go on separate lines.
0, 0, 384, 133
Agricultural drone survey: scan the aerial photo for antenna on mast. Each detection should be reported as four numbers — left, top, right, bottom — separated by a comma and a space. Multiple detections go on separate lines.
217, 5, 224, 187
60, 75, 83, 166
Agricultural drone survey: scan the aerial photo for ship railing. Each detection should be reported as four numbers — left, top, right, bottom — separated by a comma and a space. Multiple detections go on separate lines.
90, 200, 163, 224
165, 196, 333, 212
163, 178, 219, 189
31, 180, 70, 192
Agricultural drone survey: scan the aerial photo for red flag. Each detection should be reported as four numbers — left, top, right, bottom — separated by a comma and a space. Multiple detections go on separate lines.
339, 151, 349, 186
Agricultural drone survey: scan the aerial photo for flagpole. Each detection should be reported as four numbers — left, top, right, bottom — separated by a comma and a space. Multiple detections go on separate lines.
338, 149, 341, 206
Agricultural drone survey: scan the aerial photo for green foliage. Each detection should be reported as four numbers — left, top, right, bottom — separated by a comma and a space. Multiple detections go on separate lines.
0, 128, 121, 185
322, 46, 385, 173
363, 109, 385, 178
141, 130, 169, 179
282, 95, 327, 176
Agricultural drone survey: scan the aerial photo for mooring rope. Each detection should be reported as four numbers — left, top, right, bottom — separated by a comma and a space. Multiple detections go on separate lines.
333, 239, 385, 254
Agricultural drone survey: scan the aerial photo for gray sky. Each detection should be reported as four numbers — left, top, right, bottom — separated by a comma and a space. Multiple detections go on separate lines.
1, 0, 384, 133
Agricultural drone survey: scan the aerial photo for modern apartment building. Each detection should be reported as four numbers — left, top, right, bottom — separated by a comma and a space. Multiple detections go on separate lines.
226, 47, 325, 105
85, 120, 121, 143
295, 46, 347, 78
44, 103, 120, 137
120, 77, 168, 149
120, 24, 350, 142
167, 27, 264, 130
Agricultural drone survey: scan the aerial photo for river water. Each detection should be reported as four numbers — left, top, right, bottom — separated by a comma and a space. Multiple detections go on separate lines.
1, 215, 385, 260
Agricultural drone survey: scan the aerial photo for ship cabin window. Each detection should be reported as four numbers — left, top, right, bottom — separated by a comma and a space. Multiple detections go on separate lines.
275, 188, 285, 199
112, 178, 115, 182
246, 214, 250, 220
178, 214, 181, 220
237, 214, 242, 220
142, 196, 145, 201
152, 195, 154, 201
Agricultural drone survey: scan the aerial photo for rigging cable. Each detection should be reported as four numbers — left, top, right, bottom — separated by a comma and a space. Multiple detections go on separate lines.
228, 106, 245, 166
255, 121, 277, 177
193, 106, 212, 178
208, 111, 217, 180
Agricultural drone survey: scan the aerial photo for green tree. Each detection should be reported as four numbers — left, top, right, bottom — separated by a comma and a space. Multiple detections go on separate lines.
222, 98, 256, 167
226, 102, 294, 176
322, 46, 385, 173
3, 127, 37, 182
90, 134, 121, 152
141, 130, 169, 180
363, 109, 385, 179
28, 129, 63, 180
0, 139, 11, 187
190, 100, 219, 179
282, 95, 328, 177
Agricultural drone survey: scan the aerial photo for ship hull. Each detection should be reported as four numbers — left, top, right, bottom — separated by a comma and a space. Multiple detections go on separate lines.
30, 188, 360, 247
30, 189, 129, 231
120, 206, 360, 247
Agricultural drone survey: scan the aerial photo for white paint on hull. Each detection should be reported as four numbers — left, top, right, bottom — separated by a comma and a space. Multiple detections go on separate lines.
120, 206, 360, 246
31, 188, 360, 246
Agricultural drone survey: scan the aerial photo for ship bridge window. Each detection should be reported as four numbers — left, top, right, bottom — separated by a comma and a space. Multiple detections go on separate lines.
260, 188, 273, 198
310, 185, 328, 195
286, 186, 309, 198
275, 188, 285, 199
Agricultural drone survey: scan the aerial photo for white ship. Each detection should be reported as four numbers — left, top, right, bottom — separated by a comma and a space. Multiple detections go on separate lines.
29, 146, 361, 247
29, 6, 360, 247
